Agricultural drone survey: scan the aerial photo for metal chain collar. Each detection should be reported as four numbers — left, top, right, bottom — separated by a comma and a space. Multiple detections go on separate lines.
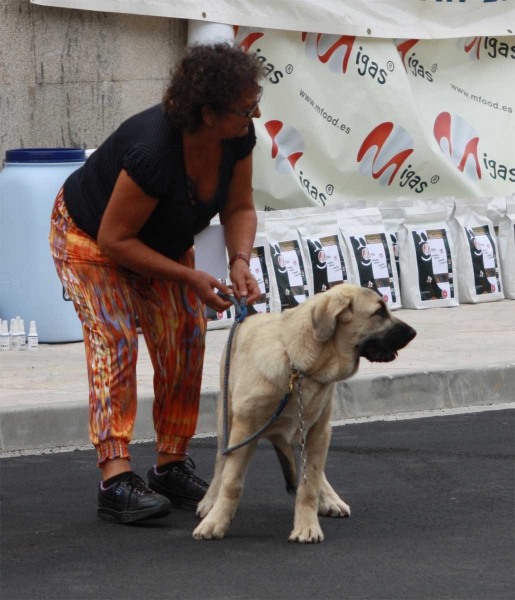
296, 373, 307, 484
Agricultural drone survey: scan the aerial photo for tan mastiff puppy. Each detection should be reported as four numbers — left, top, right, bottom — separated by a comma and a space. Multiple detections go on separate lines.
193, 284, 416, 543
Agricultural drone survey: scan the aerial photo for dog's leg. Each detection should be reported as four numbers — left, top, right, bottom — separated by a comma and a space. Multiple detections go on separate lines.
289, 405, 332, 544
197, 449, 226, 519
193, 423, 258, 541
197, 395, 227, 519
270, 438, 297, 495
318, 472, 351, 518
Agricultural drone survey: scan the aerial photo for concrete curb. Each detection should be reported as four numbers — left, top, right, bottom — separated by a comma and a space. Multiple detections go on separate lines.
1, 362, 513, 454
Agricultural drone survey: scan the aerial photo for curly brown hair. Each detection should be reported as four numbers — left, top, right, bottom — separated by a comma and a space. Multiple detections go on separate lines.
163, 43, 266, 133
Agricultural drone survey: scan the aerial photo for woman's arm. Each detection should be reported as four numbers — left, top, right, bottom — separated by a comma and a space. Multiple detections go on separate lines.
220, 153, 261, 302
97, 170, 232, 311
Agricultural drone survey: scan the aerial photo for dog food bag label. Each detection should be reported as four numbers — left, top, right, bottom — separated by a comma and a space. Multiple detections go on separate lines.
498, 196, 515, 299
248, 246, 271, 314
303, 235, 347, 294
351, 233, 397, 305
265, 209, 312, 311
206, 279, 234, 330
449, 198, 504, 303
412, 230, 455, 301
269, 239, 309, 310
467, 226, 502, 294
338, 207, 401, 309
390, 232, 401, 283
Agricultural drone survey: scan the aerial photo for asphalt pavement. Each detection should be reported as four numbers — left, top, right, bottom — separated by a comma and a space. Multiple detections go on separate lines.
1, 409, 514, 600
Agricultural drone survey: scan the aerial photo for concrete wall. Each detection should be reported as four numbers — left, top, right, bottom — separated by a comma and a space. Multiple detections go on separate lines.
0, 0, 187, 165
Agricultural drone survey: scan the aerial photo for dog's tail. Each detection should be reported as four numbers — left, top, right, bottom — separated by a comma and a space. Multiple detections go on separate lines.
272, 443, 297, 495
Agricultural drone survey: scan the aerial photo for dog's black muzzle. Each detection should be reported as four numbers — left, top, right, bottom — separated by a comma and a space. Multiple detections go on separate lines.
360, 320, 417, 363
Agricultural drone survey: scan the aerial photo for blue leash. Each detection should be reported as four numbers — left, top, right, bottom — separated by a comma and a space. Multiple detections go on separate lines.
218, 293, 295, 455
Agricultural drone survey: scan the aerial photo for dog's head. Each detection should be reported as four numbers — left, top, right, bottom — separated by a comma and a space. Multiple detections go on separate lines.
292, 284, 416, 382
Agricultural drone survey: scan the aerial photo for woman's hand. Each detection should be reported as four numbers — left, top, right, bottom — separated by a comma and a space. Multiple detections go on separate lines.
188, 271, 233, 312
230, 260, 261, 304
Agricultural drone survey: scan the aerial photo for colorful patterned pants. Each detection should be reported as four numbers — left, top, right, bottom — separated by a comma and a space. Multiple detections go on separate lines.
49, 189, 207, 466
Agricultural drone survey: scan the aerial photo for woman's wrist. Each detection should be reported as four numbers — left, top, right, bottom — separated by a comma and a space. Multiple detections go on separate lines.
176, 264, 197, 286
229, 252, 250, 269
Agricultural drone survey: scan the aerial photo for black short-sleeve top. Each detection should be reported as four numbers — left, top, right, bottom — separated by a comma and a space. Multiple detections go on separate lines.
63, 104, 256, 260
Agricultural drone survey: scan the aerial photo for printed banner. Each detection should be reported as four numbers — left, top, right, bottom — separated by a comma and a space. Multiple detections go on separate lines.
235, 28, 515, 209
31, 0, 515, 39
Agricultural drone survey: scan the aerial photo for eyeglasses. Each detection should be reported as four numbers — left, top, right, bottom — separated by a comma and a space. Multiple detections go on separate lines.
226, 86, 263, 118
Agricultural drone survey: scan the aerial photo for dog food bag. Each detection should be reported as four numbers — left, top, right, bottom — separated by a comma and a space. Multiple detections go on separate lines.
377, 199, 414, 285
206, 278, 234, 330
412, 196, 456, 221
246, 212, 279, 315
398, 206, 459, 309
337, 207, 401, 309
498, 196, 515, 299
486, 196, 507, 240
448, 198, 504, 303
265, 208, 311, 311
297, 211, 349, 296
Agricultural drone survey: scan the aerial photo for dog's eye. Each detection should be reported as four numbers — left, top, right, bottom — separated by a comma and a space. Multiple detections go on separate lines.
374, 305, 387, 318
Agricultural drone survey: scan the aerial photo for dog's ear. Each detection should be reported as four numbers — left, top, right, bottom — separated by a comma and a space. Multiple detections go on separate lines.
311, 292, 353, 342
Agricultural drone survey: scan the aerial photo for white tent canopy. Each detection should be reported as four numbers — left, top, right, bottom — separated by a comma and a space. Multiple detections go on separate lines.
30, 0, 515, 39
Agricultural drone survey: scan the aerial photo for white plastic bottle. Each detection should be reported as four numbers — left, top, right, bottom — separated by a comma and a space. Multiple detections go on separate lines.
0, 320, 10, 350
9, 318, 17, 350
11, 318, 21, 350
27, 320, 39, 351
18, 319, 27, 351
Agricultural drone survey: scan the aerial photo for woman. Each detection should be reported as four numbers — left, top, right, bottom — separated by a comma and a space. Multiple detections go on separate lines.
49, 43, 264, 524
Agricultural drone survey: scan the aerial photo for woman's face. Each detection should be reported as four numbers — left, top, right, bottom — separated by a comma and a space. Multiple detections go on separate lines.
208, 85, 262, 139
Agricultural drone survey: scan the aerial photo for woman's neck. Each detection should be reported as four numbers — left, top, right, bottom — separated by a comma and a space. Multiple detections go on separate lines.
182, 126, 222, 150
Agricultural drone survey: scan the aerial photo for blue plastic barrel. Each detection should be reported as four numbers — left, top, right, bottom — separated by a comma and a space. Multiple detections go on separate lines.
0, 148, 86, 342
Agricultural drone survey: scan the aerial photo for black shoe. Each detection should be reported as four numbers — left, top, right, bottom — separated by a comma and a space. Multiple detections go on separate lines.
97, 472, 172, 524
147, 458, 209, 511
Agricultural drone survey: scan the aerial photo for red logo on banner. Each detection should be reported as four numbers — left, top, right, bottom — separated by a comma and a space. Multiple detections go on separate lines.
461, 36, 482, 61
357, 122, 414, 186
395, 39, 420, 69
463, 37, 483, 60
302, 32, 356, 74
234, 26, 264, 53
395, 39, 435, 82
434, 112, 481, 181
265, 120, 305, 173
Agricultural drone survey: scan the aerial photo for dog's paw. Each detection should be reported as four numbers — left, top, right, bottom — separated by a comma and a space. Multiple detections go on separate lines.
318, 496, 351, 518
288, 525, 324, 544
196, 496, 214, 519
192, 519, 228, 540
